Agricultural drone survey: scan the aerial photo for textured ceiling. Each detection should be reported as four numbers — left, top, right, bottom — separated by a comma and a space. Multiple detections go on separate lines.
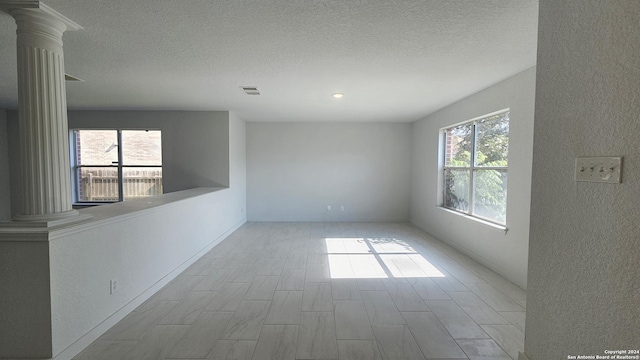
0, 1, 539, 122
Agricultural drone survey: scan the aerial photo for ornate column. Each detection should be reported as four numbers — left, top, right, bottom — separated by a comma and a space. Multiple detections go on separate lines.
0, 1, 84, 224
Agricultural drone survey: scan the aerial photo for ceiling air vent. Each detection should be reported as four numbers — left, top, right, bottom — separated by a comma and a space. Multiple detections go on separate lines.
240, 86, 260, 95
65, 73, 84, 82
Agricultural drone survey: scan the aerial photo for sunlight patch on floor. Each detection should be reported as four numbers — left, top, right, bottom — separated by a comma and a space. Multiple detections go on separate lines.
325, 237, 445, 279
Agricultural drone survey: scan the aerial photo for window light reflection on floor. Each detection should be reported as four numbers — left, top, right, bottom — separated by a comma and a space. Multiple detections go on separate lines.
324, 237, 445, 279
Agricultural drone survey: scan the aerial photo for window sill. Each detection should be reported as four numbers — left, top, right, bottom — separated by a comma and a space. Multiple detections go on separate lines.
437, 206, 508, 233
73, 202, 116, 209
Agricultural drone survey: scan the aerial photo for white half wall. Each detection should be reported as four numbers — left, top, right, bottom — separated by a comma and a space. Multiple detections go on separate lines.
524, 2, 640, 359
410, 67, 536, 289
247, 122, 411, 222
0, 108, 10, 220
49, 188, 245, 358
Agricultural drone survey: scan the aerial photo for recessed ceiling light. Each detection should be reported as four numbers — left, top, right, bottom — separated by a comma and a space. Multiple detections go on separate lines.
332, 93, 343, 99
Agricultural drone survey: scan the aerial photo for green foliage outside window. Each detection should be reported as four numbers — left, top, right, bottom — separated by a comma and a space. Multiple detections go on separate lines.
443, 111, 509, 224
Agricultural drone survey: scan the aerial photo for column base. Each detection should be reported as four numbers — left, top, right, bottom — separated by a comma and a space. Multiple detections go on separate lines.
4, 210, 93, 228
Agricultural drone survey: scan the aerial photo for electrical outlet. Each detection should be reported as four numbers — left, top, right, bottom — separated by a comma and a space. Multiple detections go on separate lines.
326, 205, 331, 211
340, 205, 345, 211
110, 279, 119, 295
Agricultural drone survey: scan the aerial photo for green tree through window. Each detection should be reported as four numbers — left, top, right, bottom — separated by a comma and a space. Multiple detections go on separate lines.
442, 111, 509, 224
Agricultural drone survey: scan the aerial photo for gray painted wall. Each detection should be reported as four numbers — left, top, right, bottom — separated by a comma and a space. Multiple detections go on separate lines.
247, 122, 411, 222
0, 109, 10, 220
229, 112, 247, 217
411, 67, 536, 289
7, 110, 230, 216
524, 1, 640, 358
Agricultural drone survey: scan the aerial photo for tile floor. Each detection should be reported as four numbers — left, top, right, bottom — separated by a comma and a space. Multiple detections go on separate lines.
73, 222, 526, 360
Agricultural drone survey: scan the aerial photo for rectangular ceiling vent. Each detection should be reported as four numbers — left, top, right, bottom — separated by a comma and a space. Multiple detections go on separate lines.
65, 73, 84, 82
240, 86, 260, 95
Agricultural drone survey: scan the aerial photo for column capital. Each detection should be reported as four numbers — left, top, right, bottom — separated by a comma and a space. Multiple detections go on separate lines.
0, 1, 82, 31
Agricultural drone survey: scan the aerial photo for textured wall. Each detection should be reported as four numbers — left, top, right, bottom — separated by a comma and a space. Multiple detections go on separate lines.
525, 1, 640, 358
229, 112, 247, 219
247, 122, 411, 222
411, 67, 536, 288
7, 111, 231, 215
0, 109, 10, 220
67, 111, 230, 190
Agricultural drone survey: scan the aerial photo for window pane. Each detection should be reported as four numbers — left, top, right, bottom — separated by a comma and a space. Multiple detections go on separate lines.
122, 130, 162, 166
76, 167, 119, 202
475, 112, 509, 167
443, 169, 470, 212
75, 130, 118, 166
123, 167, 163, 200
473, 169, 508, 224
444, 122, 473, 167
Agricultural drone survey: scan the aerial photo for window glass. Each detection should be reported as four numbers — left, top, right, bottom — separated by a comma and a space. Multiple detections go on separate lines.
443, 169, 470, 212
122, 167, 163, 201
441, 110, 509, 225
475, 112, 509, 167
122, 130, 162, 166
444, 122, 473, 167
473, 169, 508, 223
75, 130, 118, 166
76, 167, 119, 202
73, 129, 163, 203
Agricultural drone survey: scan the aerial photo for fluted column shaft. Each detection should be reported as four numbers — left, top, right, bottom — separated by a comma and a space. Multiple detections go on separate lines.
6, 4, 81, 221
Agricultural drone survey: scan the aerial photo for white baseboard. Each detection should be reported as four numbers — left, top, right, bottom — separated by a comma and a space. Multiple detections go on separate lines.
52, 218, 246, 360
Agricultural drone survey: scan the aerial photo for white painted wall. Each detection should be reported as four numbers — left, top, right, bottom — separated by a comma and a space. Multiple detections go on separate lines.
410, 67, 536, 289
1, 110, 248, 359
66, 111, 230, 190
524, 2, 640, 359
7, 110, 231, 215
229, 112, 247, 218
49, 188, 245, 358
0, 108, 10, 220
247, 122, 411, 222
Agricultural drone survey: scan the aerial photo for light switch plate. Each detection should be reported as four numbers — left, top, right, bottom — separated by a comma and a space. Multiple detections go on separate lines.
575, 157, 622, 183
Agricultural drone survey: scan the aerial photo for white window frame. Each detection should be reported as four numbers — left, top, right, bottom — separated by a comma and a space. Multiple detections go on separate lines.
70, 129, 162, 204
438, 109, 509, 226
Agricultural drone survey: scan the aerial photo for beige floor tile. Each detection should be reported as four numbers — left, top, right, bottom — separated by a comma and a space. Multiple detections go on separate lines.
402, 312, 467, 359
100, 300, 178, 340
276, 268, 306, 291
166, 311, 233, 358
243, 275, 279, 300
296, 312, 338, 359
480, 325, 524, 359
251, 325, 298, 360
264, 291, 302, 325
361, 291, 405, 325
302, 282, 333, 311
76, 223, 526, 360
208, 339, 256, 360
223, 301, 271, 340
457, 338, 512, 360
158, 291, 216, 325
122, 324, 188, 360
334, 300, 374, 340
72, 340, 137, 360
206, 282, 251, 312
372, 325, 425, 360
337, 340, 383, 360
427, 300, 489, 339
